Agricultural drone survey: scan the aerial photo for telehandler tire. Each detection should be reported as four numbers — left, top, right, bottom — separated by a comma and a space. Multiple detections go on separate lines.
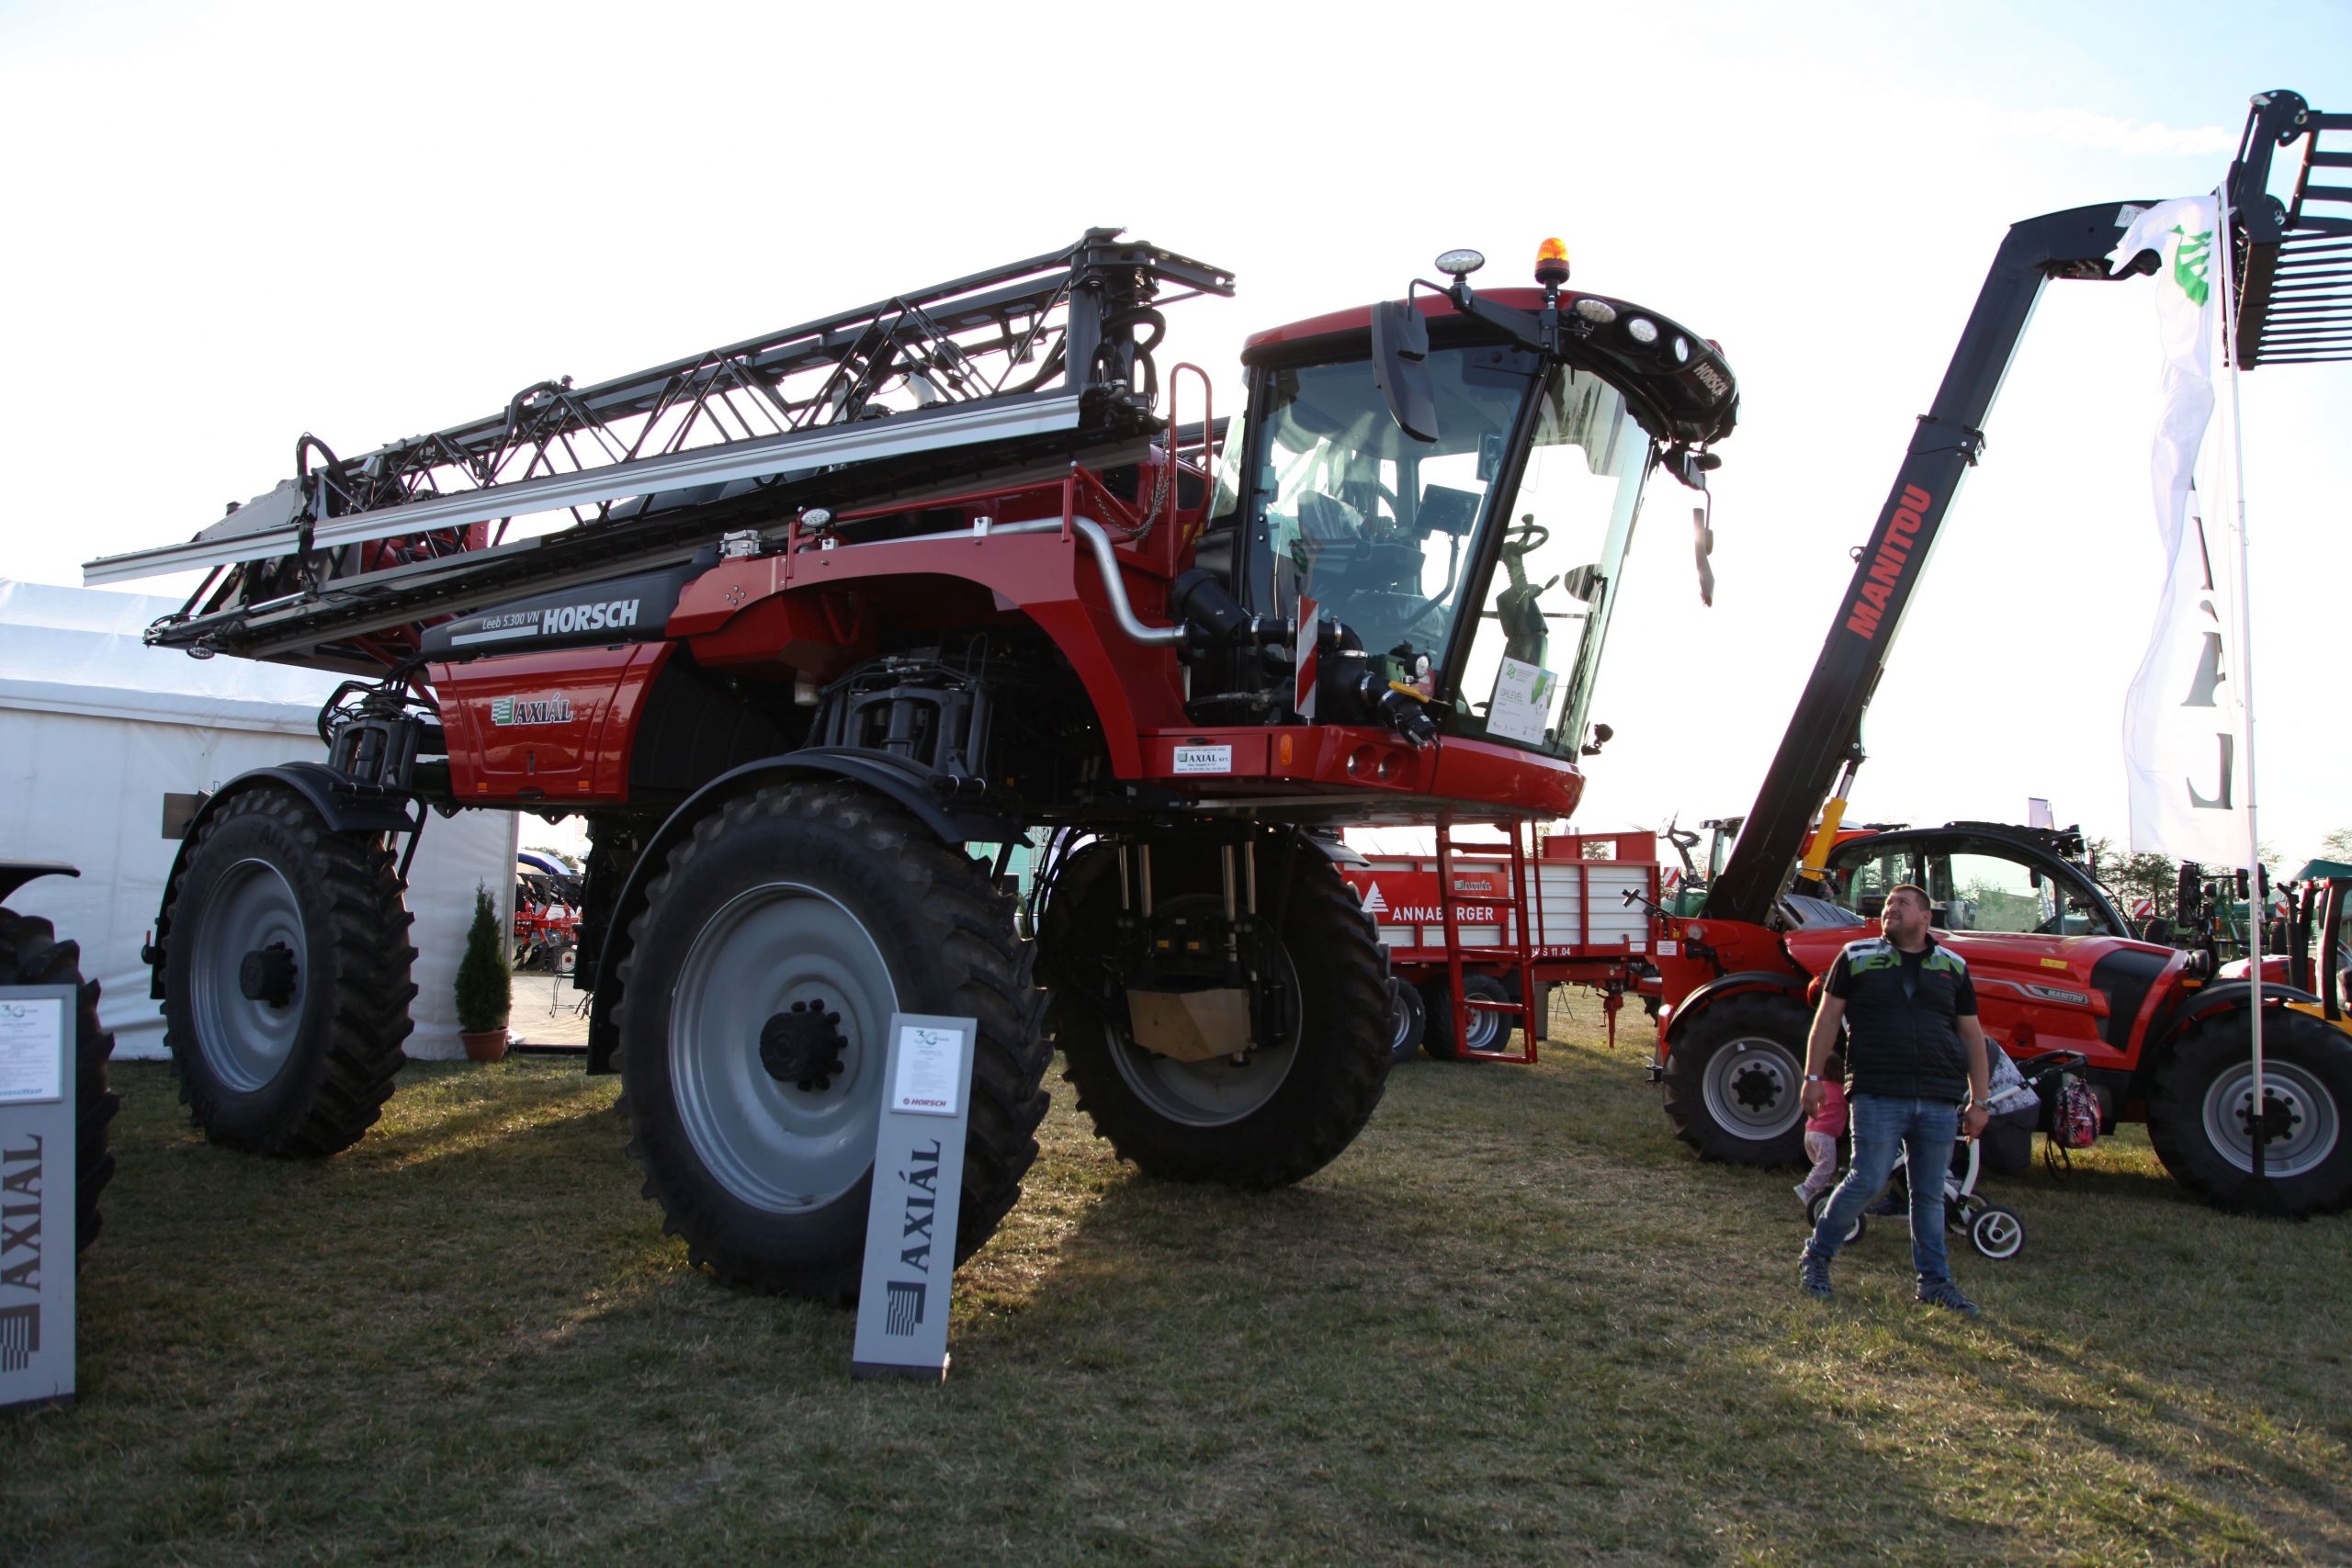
617, 783, 1049, 1304
1044, 840, 1390, 1187
2147, 1008, 2352, 1216
0, 906, 119, 1256
162, 784, 415, 1156
1662, 993, 1810, 1165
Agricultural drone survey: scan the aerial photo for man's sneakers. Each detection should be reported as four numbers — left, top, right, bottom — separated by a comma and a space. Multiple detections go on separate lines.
1914, 1280, 1982, 1316
1799, 1245, 1834, 1300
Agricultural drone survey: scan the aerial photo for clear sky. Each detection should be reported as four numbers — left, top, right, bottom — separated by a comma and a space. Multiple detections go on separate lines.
3, 0, 2346, 866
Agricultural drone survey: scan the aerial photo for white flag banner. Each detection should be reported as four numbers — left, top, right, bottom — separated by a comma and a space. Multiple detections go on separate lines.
2114, 196, 2249, 863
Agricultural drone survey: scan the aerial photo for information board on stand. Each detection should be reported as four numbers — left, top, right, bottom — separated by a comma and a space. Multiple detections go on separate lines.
0, 984, 77, 1411
851, 1013, 977, 1382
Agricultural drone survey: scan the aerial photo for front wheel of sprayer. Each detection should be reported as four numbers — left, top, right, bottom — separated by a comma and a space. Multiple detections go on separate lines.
160, 784, 415, 1157
616, 783, 1050, 1304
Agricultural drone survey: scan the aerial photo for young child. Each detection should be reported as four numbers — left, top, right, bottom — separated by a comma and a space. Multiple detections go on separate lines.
1794, 1050, 1848, 1207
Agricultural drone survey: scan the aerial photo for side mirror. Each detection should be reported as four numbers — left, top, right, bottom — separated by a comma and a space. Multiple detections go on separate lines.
1370, 300, 1439, 444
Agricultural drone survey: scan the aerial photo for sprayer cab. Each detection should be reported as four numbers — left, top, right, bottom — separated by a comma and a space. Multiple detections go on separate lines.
1181, 243, 1738, 765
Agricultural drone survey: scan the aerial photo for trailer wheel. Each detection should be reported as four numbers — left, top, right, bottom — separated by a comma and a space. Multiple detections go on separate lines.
162, 784, 415, 1156
1422, 973, 1510, 1060
617, 783, 1049, 1303
1385, 977, 1427, 1066
2147, 1008, 2352, 1216
1044, 841, 1390, 1187
1662, 993, 1809, 1165
0, 907, 119, 1256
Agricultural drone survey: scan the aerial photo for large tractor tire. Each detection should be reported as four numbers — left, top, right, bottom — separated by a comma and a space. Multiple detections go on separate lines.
616, 783, 1050, 1304
1422, 972, 1511, 1061
2147, 1008, 2352, 1216
1661, 992, 1810, 1165
1043, 840, 1391, 1187
161, 785, 416, 1156
0, 907, 119, 1257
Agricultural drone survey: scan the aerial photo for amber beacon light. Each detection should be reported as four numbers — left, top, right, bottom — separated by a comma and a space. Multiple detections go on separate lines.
1533, 237, 1570, 288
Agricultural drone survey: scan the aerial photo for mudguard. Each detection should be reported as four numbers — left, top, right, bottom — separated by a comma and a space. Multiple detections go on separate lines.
583, 750, 1017, 1074
1659, 969, 1810, 1048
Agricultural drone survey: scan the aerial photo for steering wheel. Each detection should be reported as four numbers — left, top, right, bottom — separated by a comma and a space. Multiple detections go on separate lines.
1503, 517, 1549, 556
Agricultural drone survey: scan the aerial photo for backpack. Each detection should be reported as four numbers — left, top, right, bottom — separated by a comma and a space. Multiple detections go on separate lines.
2042, 1071, 2101, 1174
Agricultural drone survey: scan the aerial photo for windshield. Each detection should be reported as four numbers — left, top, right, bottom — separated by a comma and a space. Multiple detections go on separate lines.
1453, 364, 1650, 757
1240, 344, 1540, 680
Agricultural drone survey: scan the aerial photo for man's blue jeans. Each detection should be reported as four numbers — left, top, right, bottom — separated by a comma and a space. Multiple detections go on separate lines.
1808, 1093, 1960, 1289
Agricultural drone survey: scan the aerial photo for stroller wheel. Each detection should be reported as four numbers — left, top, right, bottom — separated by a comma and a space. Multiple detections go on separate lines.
1970, 1204, 2024, 1260
1806, 1187, 1866, 1247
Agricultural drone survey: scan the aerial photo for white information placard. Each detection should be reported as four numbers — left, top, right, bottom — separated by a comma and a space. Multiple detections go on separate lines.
890, 1022, 964, 1116
1485, 658, 1556, 746
0, 984, 76, 1410
0, 998, 63, 1104
854, 1011, 977, 1382
1171, 745, 1232, 775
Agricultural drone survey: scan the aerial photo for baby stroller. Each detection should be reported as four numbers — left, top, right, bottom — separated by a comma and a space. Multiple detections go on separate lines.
1804, 1050, 2092, 1263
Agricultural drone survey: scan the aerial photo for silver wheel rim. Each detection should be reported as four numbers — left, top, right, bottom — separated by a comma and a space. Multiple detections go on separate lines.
1974, 1207, 2023, 1258
2200, 1058, 2340, 1179
1701, 1033, 1803, 1142
1386, 981, 1418, 1056
1461, 990, 1502, 1053
189, 857, 308, 1093
1107, 905, 1300, 1128
670, 881, 896, 1211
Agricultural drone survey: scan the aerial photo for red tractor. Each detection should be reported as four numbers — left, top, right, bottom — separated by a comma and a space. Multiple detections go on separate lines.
91, 230, 1737, 1301
1646, 93, 2352, 1216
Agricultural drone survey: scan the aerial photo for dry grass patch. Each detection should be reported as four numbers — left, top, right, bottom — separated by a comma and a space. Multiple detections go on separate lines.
7, 1010, 2347, 1565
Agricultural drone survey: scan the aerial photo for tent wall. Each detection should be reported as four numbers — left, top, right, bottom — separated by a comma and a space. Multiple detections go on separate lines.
0, 581, 516, 1061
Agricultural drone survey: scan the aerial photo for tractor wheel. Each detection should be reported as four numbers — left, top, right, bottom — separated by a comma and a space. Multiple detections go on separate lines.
2147, 1008, 2352, 1216
1044, 840, 1390, 1187
1385, 977, 1426, 1066
0, 907, 119, 1257
1662, 993, 1810, 1165
1422, 973, 1510, 1060
616, 783, 1049, 1303
162, 785, 415, 1156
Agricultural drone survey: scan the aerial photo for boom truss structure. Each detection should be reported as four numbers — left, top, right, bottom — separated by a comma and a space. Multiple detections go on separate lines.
86, 229, 1232, 670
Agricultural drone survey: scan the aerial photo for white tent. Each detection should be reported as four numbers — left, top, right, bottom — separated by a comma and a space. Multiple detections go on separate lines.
0, 581, 515, 1061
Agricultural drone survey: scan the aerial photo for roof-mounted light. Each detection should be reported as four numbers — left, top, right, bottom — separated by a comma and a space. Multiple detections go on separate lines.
1671, 334, 1691, 364
1534, 237, 1569, 288
1435, 248, 1486, 280
1572, 297, 1617, 325
1625, 317, 1659, 346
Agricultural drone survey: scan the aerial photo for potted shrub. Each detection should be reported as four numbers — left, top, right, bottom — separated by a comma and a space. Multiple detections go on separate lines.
455, 883, 511, 1062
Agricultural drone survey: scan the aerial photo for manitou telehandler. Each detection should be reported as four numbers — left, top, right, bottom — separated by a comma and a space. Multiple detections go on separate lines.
89, 230, 1736, 1301
1645, 90, 2352, 1217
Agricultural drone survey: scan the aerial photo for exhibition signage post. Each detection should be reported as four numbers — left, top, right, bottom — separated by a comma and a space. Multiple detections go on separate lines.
0, 984, 77, 1411
852, 1012, 977, 1382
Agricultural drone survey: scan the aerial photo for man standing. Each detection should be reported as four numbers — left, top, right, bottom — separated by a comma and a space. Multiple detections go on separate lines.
1798, 883, 1992, 1314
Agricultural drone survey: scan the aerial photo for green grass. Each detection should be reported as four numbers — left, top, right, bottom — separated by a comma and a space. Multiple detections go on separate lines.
10, 1010, 2349, 1565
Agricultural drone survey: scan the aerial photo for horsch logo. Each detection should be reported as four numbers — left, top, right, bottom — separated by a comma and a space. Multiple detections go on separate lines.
544, 598, 639, 637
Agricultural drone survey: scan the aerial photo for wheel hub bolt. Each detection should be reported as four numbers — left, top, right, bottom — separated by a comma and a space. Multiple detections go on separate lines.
238, 942, 299, 1007
759, 999, 846, 1091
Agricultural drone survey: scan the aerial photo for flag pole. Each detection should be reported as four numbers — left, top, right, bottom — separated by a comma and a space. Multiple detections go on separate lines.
2211, 182, 2273, 1206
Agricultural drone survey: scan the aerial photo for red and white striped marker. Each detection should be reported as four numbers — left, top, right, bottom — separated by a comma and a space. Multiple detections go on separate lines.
1294, 595, 1318, 722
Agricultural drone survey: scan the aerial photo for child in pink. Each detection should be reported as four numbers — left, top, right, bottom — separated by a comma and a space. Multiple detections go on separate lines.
1794, 1054, 1848, 1206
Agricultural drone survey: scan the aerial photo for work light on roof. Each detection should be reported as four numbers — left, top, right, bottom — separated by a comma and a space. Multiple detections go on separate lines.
1625, 317, 1659, 346
1435, 248, 1486, 279
1573, 298, 1617, 325
1672, 335, 1691, 364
